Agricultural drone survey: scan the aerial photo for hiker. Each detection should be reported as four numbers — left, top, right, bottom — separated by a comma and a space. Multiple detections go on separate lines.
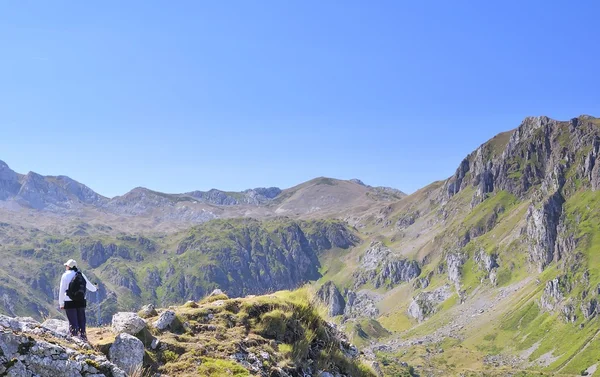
58, 259, 98, 341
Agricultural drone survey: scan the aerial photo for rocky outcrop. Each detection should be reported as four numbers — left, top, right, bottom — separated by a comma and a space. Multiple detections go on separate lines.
475, 249, 499, 284
108, 333, 144, 373
581, 299, 597, 320
0, 315, 125, 377
111, 312, 146, 335
353, 242, 420, 289
444, 115, 600, 206
344, 291, 380, 319
540, 276, 571, 312
526, 191, 564, 272
315, 282, 346, 317
170, 219, 356, 300
412, 271, 433, 290
407, 285, 452, 322
101, 264, 141, 296
446, 252, 466, 289
0, 160, 21, 200
186, 187, 282, 205
395, 211, 420, 229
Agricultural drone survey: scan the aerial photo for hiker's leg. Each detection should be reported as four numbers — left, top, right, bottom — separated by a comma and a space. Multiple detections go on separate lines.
77, 307, 87, 339
65, 308, 79, 337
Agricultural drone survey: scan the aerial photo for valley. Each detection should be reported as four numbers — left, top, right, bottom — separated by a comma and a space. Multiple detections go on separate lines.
2, 115, 600, 376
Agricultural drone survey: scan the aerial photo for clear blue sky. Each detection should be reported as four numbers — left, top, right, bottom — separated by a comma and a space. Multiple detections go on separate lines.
1, 1, 599, 197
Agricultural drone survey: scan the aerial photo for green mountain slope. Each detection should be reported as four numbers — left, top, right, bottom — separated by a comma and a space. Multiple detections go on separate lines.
2, 115, 600, 376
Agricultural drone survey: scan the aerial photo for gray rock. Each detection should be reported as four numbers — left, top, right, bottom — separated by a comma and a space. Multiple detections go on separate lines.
42, 319, 70, 336
0, 319, 125, 377
109, 333, 145, 373
353, 241, 420, 289
138, 304, 158, 318
446, 252, 465, 288
581, 299, 597, 320
540, 276, 570, 311
408, 284, 452, 322
111, 312, 146, 335
344, 290, 380, 319
526, 191, 564, 272
154, 310, 176, 331
315, 281, 345, 316
209, 288, 224, 297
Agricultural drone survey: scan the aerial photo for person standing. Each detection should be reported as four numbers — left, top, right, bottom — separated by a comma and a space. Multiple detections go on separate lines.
58, 259, 98, 341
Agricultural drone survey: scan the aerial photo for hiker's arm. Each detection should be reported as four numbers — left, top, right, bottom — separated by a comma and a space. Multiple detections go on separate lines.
83, 273, 98, 292
58, 273, 68, 308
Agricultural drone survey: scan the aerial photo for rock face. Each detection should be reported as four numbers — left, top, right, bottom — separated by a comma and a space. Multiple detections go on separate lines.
408, 285, 452, 322
475, 249, 499, 284
526, 191, 564, 272
315, 282, 346, 316
540, 276, 571, 312
169, 219, 357, 300
0, 315, 126, 377
353, 242, 420, 289
344, 291, 380, 319
439, 116, 600, 272
111, 312, 146, 335
186, 187, 282, 205
446, 252, 466, 288
108, 333, 144, 373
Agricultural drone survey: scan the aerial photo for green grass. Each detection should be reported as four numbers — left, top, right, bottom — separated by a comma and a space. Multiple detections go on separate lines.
196, 358, 250, 376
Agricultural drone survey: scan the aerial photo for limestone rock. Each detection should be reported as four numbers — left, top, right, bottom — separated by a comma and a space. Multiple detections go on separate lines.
42, 319, 70, 336
138, 304, 158, 318
353, 241, 420, 289
0, 316, 125, 377
526, 191, 564, 272
446, 252, 465, 288
109, 333, 145, 373
408, 284, 452, 322
154, 310, 176, 331
344, 290, 380, 319
111, 312, 146, 335
315, 281, 345, 316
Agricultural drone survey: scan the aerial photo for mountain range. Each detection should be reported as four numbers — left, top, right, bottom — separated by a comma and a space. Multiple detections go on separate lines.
2, 114, 600, 376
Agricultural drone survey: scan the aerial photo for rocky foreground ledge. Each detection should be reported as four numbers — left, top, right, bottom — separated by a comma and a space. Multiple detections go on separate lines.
1, 289, 376, 377
0, 315, 126, 377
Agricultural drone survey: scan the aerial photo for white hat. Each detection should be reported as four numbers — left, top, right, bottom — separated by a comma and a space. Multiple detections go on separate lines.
64, 259, 77, 268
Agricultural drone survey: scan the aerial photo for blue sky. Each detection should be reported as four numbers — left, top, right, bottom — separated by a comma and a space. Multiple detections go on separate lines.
1, 1, 599, 197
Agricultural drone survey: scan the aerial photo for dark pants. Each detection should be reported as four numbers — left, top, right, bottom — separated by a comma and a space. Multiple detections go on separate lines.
65, 307, 87, 339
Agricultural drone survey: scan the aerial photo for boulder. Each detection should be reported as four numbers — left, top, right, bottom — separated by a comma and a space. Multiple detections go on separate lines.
154, 310, 176, 331
42, 319, 70, 336
111, 312, 147, 335
138, 304, 158, 318
109, 333, 145, 373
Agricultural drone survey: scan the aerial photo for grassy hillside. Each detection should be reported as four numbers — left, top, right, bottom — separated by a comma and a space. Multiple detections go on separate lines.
88, 288, 382, 377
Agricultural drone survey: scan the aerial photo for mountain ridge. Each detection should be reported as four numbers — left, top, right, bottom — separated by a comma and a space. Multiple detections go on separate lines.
3, 114, 600, 376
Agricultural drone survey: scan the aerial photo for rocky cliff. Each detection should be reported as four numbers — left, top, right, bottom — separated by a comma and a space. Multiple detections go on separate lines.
0, 218, 357, 325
